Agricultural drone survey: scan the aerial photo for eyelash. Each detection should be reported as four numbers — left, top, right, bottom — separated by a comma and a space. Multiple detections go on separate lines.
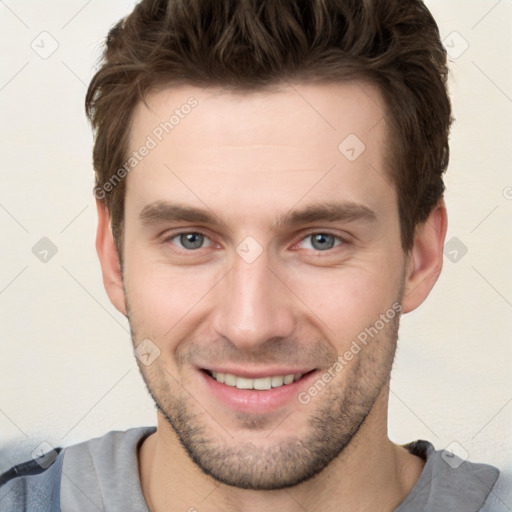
296, 231, 345, 251
163, 230, 347, 254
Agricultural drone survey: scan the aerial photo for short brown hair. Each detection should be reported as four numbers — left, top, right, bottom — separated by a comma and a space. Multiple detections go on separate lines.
86, 0, 452, 253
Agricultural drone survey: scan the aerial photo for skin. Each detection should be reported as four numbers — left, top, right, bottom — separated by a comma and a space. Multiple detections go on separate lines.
96, 81, 447, 512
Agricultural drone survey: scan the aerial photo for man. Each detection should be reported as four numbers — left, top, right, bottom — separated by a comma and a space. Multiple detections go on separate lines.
0, 0, 500, 510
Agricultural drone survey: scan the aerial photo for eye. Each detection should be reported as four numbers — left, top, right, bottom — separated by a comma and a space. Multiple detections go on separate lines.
298, 233, 343, 251
169, 232, 212, 250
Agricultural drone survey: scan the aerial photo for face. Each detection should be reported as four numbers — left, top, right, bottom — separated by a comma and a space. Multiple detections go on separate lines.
120, 81, 408, 489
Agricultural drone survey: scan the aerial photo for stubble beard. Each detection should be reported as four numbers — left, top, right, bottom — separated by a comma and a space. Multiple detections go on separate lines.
128, 299, 401, 490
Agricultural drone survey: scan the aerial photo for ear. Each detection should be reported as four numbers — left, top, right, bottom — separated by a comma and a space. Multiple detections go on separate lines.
401, 199, 448, 314
95, 199, 127, 316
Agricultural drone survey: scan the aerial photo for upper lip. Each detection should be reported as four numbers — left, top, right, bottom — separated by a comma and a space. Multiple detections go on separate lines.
201, 367, 316, 379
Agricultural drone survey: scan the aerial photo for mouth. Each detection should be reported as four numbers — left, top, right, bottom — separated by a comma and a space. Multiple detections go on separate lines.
198, 367, 318, 414
203, 369, 311, 390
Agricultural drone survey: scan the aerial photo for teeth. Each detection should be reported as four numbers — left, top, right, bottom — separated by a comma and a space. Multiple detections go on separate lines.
271, 375, 284, 387
211, 372, 303, 390
283, 374, 294, 385
235, 377, 253, 390
224, 373, 236, 386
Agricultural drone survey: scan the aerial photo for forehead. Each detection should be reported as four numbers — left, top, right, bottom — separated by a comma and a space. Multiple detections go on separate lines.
130, 80, 386, 155
125, 81, 394, 225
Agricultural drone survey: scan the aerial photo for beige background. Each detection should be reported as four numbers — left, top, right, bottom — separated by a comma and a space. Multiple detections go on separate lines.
1, 1, 511, 509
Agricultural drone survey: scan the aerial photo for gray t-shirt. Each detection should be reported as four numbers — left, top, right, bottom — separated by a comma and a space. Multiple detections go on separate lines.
0, 426, 500, 511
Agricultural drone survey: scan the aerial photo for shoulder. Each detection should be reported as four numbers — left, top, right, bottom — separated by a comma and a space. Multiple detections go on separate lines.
397, 440, 500, 512
0, 447, 64, 512
0, 426, 156, 512
62, 425, 156, 467
60, 426, 155, 511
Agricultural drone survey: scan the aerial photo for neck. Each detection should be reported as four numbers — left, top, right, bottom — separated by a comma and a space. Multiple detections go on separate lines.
138, 388, 425, 512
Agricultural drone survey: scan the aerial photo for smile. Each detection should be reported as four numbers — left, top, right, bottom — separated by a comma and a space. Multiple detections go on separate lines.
200, 368, 318, 413
209, 371, 304, 390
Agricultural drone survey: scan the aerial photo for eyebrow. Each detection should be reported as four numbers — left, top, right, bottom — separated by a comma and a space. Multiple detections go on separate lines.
139, 200, 377, 229
275, 202, 377, 229
139, 202, 228, 228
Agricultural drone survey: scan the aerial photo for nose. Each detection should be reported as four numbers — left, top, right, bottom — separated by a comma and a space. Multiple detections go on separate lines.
211, 251, 296, 351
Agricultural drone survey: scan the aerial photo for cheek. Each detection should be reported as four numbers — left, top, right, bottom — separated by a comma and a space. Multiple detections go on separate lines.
123, 253, 217, 339
286, 261, 402, 340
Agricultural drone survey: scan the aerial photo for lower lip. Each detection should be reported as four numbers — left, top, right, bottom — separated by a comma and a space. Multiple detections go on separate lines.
199, 370, 318, 414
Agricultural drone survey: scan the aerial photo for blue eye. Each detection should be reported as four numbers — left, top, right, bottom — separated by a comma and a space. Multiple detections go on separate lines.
299, 233, 342, 251
171, 232, 211, 250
